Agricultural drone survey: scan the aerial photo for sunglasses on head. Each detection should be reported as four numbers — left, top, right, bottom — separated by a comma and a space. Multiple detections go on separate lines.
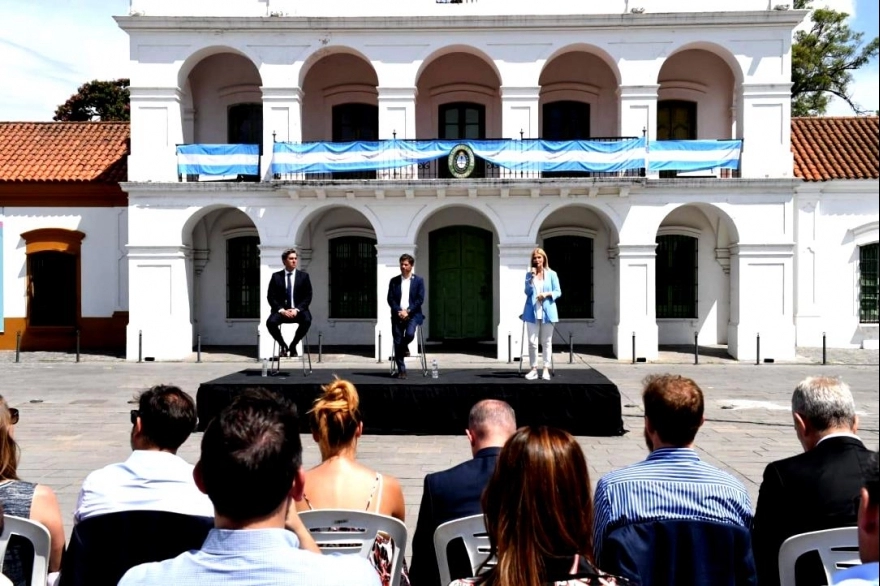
9, 408, 19, 425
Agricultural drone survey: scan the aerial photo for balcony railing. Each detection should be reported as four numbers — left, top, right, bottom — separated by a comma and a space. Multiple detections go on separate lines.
175, 138, 742, 183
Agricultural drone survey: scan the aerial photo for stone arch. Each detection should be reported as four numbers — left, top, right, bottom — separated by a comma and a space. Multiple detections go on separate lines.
414, 44, 503, 88
298, 46, 377, 88
177, 45, 261, 90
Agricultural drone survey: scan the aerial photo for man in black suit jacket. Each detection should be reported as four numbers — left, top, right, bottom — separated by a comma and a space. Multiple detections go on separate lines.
266, 248, 312, 357
386, 253, 425, 378
408, 399, 516, 586
752, 376, 875, 586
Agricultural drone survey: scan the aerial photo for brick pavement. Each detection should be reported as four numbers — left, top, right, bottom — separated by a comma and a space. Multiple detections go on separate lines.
1, 348, 877, 562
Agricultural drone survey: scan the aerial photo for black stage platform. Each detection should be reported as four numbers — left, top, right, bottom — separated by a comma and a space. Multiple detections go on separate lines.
196, 367, 625, 437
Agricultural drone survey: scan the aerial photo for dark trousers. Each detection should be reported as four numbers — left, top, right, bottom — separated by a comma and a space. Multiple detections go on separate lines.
391, 317, 417, 372
266, 311, 311, 350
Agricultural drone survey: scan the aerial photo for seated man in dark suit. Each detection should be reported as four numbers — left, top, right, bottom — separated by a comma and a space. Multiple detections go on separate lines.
408, 399, 516, 586
752, 376, 875, 586
266, 248, 313, 357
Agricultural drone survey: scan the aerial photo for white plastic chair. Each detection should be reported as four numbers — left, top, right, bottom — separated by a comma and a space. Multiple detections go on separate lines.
298, 510, 408, 586
778, 526, 860, 586
433, 513, 495, 586
0, 515, 51, 586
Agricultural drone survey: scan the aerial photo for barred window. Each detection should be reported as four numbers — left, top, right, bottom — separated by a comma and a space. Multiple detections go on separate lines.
860, 243, 879, 324
329, 236, 377, 319
543, 235, 593, 319
656, 235, 697, 319
226, 236, 260, 319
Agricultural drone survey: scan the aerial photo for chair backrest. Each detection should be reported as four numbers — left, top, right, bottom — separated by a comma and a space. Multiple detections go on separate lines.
433, 513, 494, 586
57, 510, 214, 586
0, 515, 51, 586
601, 519, 758, 586
778, 527, 860, 586
298, 510, 408, 586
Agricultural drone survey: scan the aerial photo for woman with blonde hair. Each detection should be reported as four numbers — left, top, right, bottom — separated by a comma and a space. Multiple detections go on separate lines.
0, 395, 65, 586
451, 426, 632, 586
292, 378, 407, 585
522, 247, 561, 381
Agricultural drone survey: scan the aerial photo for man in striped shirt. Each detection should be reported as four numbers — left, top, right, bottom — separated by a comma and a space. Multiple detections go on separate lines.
592, 373, 753, 562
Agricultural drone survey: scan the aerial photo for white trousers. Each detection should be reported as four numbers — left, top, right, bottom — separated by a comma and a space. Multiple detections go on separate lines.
527, 321, 554, 369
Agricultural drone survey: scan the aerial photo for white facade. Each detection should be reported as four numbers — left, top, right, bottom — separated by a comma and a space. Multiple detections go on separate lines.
116, 2, 879, 361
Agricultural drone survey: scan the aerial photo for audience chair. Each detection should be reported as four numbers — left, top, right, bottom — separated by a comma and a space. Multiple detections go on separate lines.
57, 510, 214, 586
517, 316, 555, 377
0, 515, 51, 586
388, 323, 429, 377
601, 519, 758, 586
270, 322, 312, 377
778, 527, 860, 586
298, 510, 408, 586
433, 513, 495, 586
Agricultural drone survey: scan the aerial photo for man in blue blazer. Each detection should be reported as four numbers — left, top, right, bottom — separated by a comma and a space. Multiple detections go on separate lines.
408, 400, 516, 586
266, 248, 312, 357
386, 253, 424, 378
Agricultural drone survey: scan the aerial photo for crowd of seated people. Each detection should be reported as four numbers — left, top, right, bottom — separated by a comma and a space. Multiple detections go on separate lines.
0, 374, 876, 586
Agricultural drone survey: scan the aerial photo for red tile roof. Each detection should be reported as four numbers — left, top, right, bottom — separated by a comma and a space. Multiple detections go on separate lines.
0, 122, 129, 183
792, 116, 879, 182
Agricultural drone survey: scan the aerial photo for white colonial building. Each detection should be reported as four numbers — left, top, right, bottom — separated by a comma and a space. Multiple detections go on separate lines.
4, 0, 875, 361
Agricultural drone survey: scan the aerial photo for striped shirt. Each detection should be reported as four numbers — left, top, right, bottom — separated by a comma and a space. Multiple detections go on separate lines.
592, 447, 753, 561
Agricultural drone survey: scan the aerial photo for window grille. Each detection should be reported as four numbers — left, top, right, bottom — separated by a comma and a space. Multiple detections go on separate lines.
543, 235, 593, 319
860, 243, 879, 324
330, 236, 377, 319
226, 236, 260, 319
656, 235, 697, 319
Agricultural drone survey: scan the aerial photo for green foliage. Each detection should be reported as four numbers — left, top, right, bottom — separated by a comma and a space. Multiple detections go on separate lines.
791, 1, 879, 116
53, 79, 130, 122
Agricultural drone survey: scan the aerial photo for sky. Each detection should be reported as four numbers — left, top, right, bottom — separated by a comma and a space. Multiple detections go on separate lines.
0, 0, 876, 121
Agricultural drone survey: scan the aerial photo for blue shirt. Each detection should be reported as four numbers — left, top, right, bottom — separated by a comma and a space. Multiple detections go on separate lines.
118, 527, 381, 586
592, 447, 753, 561
833, 562, 880, 586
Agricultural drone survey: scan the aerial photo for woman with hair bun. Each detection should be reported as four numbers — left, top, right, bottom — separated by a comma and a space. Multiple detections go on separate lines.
292, 378, 407, 585
451, 426, 632, 586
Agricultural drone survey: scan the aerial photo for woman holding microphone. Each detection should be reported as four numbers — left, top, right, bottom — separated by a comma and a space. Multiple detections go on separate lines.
522, 247, 561, 380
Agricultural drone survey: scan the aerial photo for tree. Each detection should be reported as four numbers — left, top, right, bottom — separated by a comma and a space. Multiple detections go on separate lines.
53, 79, 130, 122
791, 0, 879, 117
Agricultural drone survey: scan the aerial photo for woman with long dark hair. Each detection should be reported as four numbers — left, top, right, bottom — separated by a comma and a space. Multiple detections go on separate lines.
451, 426, 632, 586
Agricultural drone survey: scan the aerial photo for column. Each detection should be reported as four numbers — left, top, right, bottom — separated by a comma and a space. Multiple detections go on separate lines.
127, 87, 184, 182
612, 244, 658, 361
125, 245, 193, 361
497, 243, 537, 361
617, 85, 657, 177
727, 243, 796, 361
377, 87, 418, 179
261, 87, 303, 180
738, 82, 793, 179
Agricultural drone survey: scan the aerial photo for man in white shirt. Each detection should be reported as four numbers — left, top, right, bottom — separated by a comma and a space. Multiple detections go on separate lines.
74, 385, 213, 523
386, 253, 425, 379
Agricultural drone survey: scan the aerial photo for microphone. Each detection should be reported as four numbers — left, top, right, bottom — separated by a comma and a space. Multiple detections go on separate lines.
528, 267, 536, 280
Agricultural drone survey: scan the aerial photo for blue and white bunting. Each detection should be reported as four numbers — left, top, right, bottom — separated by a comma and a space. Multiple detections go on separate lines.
176, 144, 261, 177
648, 140, 742, 173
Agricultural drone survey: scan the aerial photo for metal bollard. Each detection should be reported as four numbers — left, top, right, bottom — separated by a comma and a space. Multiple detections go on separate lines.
631, 331, 636, 365
76, 328, 81, 363
507, 332, 512, 364
377, 332, 382, 363
138, 330, 143, 363
196, 334, 202, 363
694, 331, 699, 365
569, 332, 573, 364
318, 332, 323, 363
822, 332, 827, 365
756, 333, 761, 365
15, 331, 21, 363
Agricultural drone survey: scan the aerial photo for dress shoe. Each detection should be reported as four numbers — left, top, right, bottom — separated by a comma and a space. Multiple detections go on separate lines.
392, 371, 407, 380
278, 346, 289, 358
288, 346, 299, 357
404, 349, 411, 357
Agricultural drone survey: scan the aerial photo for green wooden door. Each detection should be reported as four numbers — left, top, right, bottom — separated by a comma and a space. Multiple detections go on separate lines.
429, 226, 493, 339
